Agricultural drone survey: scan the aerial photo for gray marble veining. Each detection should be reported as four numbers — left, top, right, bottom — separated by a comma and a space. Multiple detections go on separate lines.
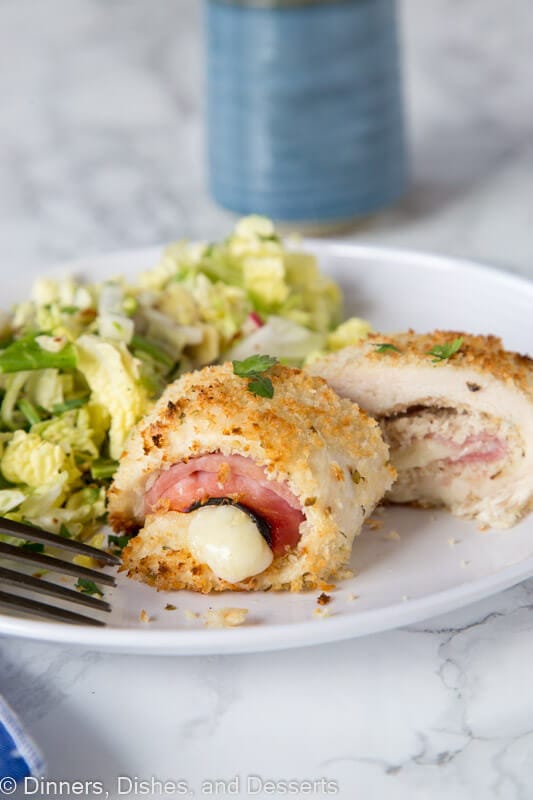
1, 1, 532, 798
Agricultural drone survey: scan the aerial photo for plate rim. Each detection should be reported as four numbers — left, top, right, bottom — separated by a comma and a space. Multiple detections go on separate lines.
2, 240, 532, 654
2, 554, 533, 654
42, 239, 533, 298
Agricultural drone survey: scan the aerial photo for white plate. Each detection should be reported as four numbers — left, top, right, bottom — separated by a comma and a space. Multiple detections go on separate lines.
1, 242, 532, 654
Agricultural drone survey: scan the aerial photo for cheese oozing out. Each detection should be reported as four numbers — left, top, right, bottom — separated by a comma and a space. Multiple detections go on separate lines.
187, 504, 273, 583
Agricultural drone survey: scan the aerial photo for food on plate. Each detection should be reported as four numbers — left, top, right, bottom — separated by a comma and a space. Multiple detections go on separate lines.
0, 216, 368, 547
204, 607, 249, 628
108, 360, 394, 592
308, 330, 533, 528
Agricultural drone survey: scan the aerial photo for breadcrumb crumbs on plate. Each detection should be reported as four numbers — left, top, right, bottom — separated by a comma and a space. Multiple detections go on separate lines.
165, 603, 177, 611
139, 609, 151, 623
184, 609, 200, 621
364, 517, 384, 531
205, 607, 249, 628
382, 530, 401, 541
478, 523, 490, 532
313, 606, 331, 619
316, 592, 331, 606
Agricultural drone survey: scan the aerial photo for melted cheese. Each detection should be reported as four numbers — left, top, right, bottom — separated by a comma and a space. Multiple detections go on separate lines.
187, 504, 273, 583
392, 439, 458, 470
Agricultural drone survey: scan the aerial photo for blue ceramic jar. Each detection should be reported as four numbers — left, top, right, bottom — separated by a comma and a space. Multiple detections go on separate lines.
206, 0, 408, 227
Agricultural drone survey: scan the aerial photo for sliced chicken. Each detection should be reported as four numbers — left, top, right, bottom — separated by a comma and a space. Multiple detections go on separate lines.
308, 331, 533, 528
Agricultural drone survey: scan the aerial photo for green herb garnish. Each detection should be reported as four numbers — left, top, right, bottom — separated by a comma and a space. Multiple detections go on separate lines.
427, 337, 463, 363
59, 524, 72, 539
232, 355, 278, 398
76, 578, 104, 597
233, 354, 278, 375
21, 541, 45, 553
108, 534, 130, 553
247, 375, 274, 399
374, 343, 401, 354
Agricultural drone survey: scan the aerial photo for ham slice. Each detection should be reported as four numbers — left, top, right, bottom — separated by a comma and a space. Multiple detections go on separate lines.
145, 453, 304, 554
432, 432, 507, 465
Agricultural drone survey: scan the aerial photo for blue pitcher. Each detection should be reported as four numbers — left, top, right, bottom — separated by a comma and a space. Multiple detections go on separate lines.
206, 0, 408, 227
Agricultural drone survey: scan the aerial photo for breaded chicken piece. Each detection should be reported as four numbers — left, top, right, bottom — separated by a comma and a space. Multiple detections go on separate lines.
109, 363, 394, 592
308, 330, 533, 528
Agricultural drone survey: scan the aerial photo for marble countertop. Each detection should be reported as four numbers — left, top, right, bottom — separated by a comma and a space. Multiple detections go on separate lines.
1, 1, 532, 798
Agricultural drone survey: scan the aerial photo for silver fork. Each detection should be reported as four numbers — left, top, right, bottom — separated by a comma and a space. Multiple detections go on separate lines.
0, 518, 121, 627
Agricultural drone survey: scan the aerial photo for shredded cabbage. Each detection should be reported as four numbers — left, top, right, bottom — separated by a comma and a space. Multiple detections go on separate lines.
326, 317, 374, 351
0, 216, 369, 553
75, 335, 149, 460
2, 430, 72, 488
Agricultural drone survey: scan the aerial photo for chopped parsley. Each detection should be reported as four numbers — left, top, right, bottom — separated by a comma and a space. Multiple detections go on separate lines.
427, 337, 463, 363
59, 524, 72, 539
21, 541, 45, 553
373, 343, 401, 354
246, 375, 274, 398
232, 354, 278, 375
232, 355, 278, 398
76, 578, 104, 597
108, 534, 130, 553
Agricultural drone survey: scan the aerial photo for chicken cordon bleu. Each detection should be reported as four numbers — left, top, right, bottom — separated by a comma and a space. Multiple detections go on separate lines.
308, 331, 533, 528
109, 362, 394, 592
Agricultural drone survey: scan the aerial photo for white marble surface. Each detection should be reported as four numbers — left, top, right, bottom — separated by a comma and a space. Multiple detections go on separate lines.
1, 1, 533, 798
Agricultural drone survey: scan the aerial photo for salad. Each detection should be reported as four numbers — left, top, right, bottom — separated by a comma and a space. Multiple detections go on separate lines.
0, 216, 371, 548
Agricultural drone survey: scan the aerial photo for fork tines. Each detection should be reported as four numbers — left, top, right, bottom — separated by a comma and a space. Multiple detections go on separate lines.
0, 517, 120, 565
0, 590, 107, 627
0, 517, 121, 627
